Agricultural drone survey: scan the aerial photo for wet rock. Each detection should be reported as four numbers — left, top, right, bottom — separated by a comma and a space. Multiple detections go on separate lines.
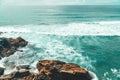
0, 32, 3, 35
37, 60, 92, 80
16, 65, 30, 70
0, 38, 10, 48
0, 70, 34, 80
60, 63, 91, 80
0, 45, 4, 52
0, 60, 92, 80
0, 67, 4, 75
9, 37, 28, 48
0, 37, 28, 58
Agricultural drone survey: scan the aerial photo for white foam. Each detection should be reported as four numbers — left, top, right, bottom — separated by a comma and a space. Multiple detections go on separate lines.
0, 58, 5, 68
111, 68, 120, 78
0, 26, 30, 33
99, 21, 120, 25
44, 23, 120, 36
89, 71, 99, 80
0, 21, 120, 36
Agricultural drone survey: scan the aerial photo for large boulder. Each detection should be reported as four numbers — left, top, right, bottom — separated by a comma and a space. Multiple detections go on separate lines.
36, 60, 92, 80
0, 37, 28, 58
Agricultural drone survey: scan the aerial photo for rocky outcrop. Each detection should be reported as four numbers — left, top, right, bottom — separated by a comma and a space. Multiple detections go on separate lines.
0, 60, 92, 80
0, 37, 28, 59
36, 60, 91, 80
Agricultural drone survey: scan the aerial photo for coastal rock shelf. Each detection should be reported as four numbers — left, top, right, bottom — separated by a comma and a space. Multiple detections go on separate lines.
0, 37, 28, 59
0, 60, 92, 80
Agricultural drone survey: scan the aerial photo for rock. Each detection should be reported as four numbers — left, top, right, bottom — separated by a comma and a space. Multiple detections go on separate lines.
60, 63, 91, 80
9, 37, 28, 48
16, 65, 30, 70
0, 45, 4, 52
0, 60, 92, 80
0, 37, 28, 58
36, 60, 92, 80
0, 67, 4, 75
0, 69, 42, 80
0, 32, 3, 35
0, 38, 10, 48
0, 70, 34, 80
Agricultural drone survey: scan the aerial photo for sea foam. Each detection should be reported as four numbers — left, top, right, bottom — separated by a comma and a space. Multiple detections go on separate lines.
0, 21, 120, 36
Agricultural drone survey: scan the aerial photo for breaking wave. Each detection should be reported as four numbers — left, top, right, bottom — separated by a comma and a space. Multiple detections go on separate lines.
0, 21, 120, 36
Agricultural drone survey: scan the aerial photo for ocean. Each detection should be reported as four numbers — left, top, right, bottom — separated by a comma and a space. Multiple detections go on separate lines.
0, 5, 120, 80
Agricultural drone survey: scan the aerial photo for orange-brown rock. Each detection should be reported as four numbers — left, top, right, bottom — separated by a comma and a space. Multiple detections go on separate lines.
0, 60, 92, 80
37, 60, 92, 80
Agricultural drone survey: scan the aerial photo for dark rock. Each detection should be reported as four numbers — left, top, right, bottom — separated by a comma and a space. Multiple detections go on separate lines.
0, 38, 10, 48
0, 67, 4, 75
9, 37, 28, 48
0, 37, 28, 58
0, 32, 3, 35
16, 65, 30, 70
0, 45, 3, 51
0, 70, 34, 80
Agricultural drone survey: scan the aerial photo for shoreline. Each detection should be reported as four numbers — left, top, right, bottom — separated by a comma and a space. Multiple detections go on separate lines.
0, 59, 97, 80
0, 36, 98, 80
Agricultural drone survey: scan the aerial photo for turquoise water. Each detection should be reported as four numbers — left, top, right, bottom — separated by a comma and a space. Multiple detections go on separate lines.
0, 5, 120, 25
0, 5, 120, 80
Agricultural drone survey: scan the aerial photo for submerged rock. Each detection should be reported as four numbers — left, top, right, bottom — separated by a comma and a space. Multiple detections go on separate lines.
0, 32, 3, 35
0, 37, 28, 58
16, 65, 30, 70
0, 67, 4, 75
0, 60, 92, 80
